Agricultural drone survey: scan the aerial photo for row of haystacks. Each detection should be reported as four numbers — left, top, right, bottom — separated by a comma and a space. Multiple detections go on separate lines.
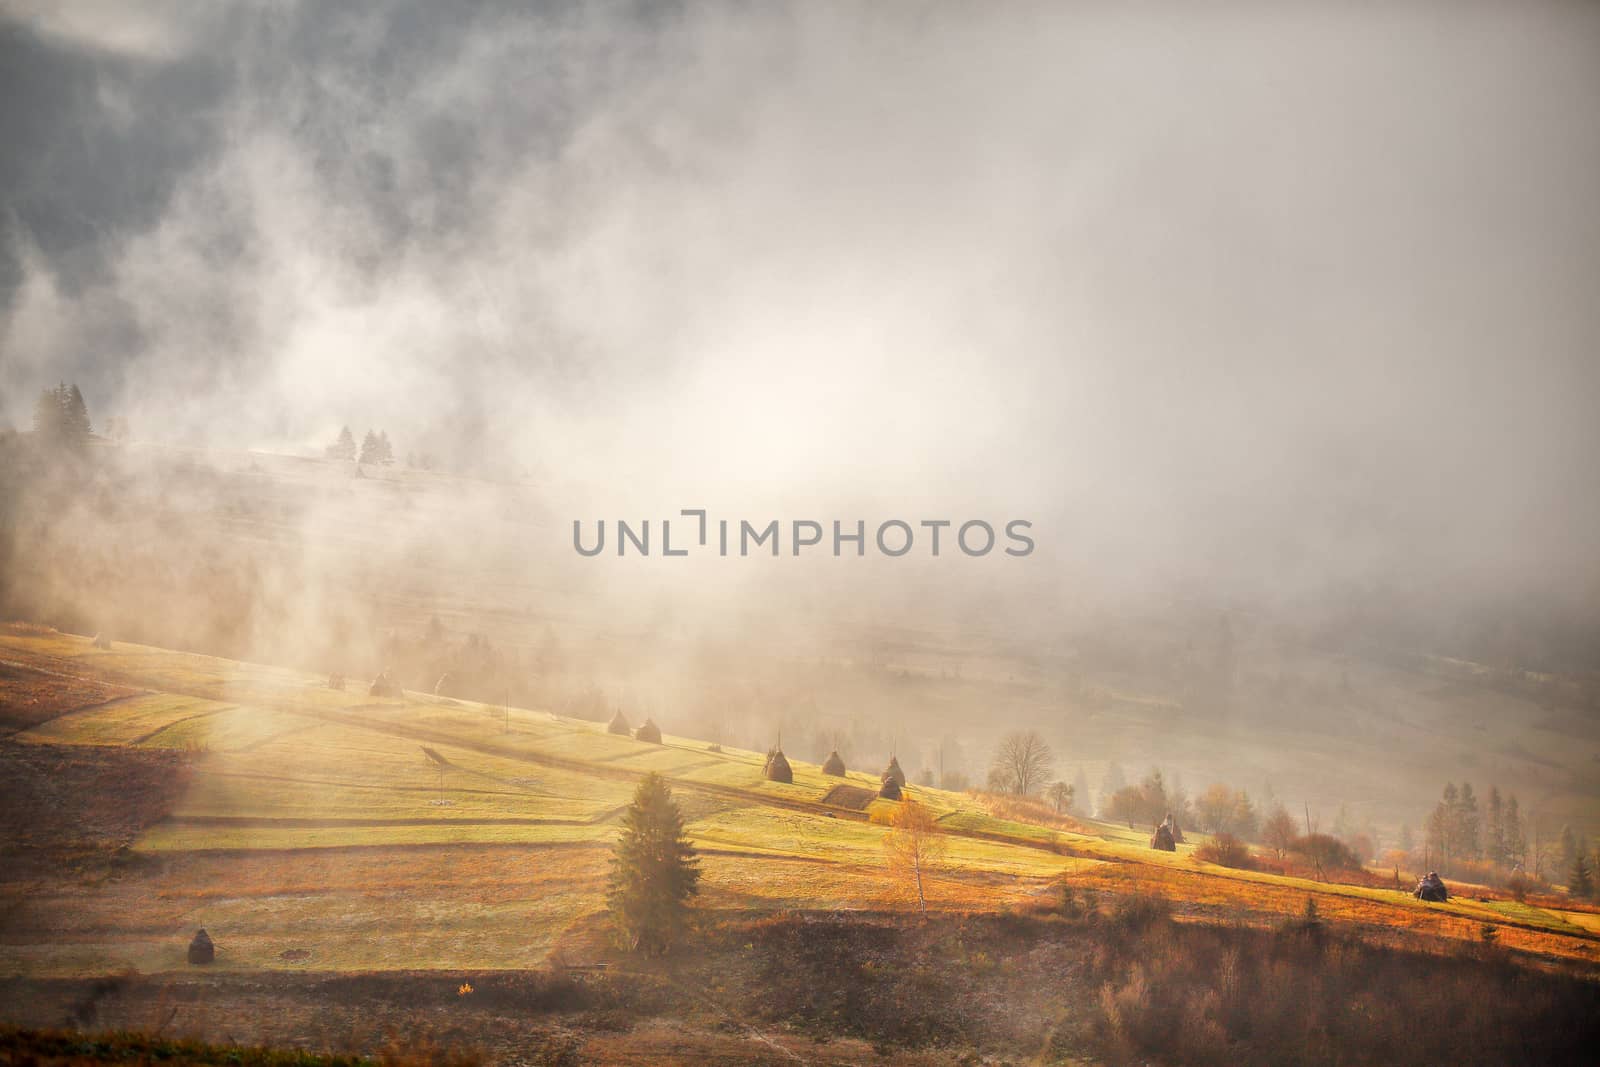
766, 746, 908, 799
604, 707, 915, 801
605, 709, 663, 743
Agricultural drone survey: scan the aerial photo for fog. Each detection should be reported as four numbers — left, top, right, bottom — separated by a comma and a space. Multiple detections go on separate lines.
3, 1, 1600, 678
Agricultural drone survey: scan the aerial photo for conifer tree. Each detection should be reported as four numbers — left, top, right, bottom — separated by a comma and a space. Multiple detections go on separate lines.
359, 430, 382, 465
63, 384, 91, 440
1458, 783, 1481, 860
1486, 786, 1506, 868
607, 772, 700, 955
1571, 851, 1595, 899
1559, 825, 1578, 873
1428, 783, 1460, 869
327, 426, 357, 461
1504, 794, 1525, 869
32, 382, 91, 447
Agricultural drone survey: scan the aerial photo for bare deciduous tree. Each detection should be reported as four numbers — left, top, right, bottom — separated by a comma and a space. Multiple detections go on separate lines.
1263, 804, 1297, 860
987, 730, 1054, 797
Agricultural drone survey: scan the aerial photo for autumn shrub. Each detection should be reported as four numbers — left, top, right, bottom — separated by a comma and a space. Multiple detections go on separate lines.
1106, 888, 1173, 934
1288, 833, 1361, 873
1058, 883, 1099, 920
1194, 832, 1254, 869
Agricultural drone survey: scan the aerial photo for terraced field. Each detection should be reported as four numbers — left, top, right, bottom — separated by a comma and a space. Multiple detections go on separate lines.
2, 627, 1598, 978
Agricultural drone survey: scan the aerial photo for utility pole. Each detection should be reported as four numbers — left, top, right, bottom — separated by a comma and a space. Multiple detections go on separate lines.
1305, 802, 1323, 882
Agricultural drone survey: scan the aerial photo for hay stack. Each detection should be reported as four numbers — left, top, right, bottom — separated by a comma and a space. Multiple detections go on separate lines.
1413, 871, 1448, 902
327, 673, 345, 690
1149, 820, 1176, 851
607, 709, 631, 735
90, 633, 112, 650
763, 747, 793, 784
821, 750, 847, 776
878, 772, 902, 800
882, 756, 906, 788
187, 928, 215, 965
368, 671, 401, 698
635, 717, 663, 744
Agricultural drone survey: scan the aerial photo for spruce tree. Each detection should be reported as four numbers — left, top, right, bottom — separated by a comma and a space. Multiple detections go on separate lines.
327, 426, 357, 461
1571, 852, 1595, 899
607, 772, 700, 955
1458, 783, 1480, 861
359, 430, 381, 465
1559, 825, 1578, 874
1429, 783, 1459, 869
1505, 794, 1525, 869
31, 383, 91, 447
63, 384, 91, 440
1486, 786, 1506, 868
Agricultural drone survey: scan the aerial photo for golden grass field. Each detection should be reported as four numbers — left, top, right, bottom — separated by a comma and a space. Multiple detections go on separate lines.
2, 627, 1598, 979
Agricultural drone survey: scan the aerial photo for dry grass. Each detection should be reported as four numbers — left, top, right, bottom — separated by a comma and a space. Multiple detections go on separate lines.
1085, 907, 1598, 1066
970, 790, 1089, 833
0, 660, 135, 734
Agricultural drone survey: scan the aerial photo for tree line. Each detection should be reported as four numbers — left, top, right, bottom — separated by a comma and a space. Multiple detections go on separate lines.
325, 425, 396, 466
1422, 782, 1527, 874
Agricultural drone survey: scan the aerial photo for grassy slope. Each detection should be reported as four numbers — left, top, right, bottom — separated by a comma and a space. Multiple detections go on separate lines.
1, 628, 1597, 978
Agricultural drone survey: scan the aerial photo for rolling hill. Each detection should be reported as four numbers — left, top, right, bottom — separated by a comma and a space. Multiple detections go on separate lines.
2, 625, 1597, 981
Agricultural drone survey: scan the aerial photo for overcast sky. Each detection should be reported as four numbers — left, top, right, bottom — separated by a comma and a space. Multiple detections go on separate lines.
2, 1, 1598, 625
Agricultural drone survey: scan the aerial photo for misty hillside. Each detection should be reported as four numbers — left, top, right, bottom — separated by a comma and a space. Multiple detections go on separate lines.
4, 436, 1596, 847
